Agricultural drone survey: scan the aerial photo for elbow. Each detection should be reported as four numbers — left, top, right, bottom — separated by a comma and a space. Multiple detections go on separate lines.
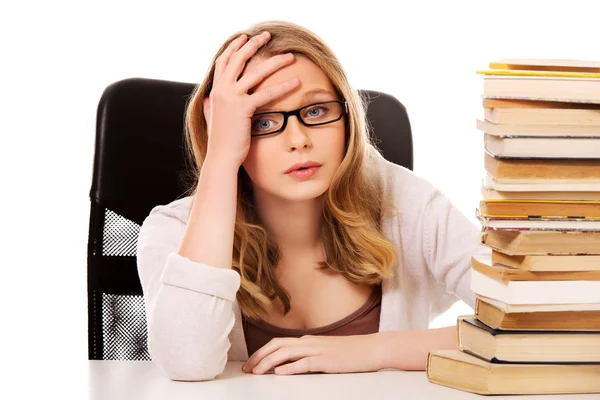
147, 329, 230, 382
149, 342, 228, 382
161, 359, 227, 382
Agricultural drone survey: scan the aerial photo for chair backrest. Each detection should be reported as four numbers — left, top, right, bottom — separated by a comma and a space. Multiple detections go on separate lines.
87, 77, 413, 360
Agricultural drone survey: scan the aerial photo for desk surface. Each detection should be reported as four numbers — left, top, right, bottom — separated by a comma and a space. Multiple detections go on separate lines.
88, 361, 599, 400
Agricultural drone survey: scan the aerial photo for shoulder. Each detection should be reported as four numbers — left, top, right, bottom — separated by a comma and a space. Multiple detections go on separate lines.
145, 195, 194, 224
138, 195, 194, 247
367, 144, 441, 218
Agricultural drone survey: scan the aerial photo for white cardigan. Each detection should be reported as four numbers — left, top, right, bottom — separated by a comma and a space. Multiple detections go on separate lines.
136, 145, 490, 381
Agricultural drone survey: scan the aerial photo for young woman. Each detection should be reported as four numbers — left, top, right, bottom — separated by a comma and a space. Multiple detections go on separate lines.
136, 20, 490, 381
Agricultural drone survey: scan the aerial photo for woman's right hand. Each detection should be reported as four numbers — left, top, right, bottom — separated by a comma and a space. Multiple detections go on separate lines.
203, 31, 300, 168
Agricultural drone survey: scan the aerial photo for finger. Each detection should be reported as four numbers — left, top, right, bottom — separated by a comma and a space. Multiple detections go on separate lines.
248, 78, 300, 112
223, 31, 271, 82
252, 346, 317, 375
214, 34, 248, 79
202, 96, 210, 125
274, 357, 320, 375
237, 53, 295, 92
244, 337, 298, 372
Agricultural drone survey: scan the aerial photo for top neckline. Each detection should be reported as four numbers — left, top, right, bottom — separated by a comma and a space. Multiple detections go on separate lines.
245, 284, 382, 335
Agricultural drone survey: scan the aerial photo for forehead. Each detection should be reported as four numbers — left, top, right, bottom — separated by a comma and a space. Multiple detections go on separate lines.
245, 54, 337, 112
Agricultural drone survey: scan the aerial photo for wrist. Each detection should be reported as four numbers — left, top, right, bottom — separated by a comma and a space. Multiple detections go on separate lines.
371, 332, 391, 371
376, 331, 406, 370
202, 154, 241, 175
377, 327, 458, 371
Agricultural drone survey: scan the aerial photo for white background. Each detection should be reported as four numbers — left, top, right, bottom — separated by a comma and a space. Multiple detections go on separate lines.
1, 0, 598, 395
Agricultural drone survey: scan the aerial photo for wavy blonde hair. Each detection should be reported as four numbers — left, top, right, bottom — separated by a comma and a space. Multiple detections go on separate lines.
183, 21, 398, 320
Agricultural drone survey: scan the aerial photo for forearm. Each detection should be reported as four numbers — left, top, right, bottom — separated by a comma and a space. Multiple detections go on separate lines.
377, 326, 458, 371
178, 156, 240, 269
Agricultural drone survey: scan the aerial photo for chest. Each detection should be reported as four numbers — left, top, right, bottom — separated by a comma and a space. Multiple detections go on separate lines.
262, 264, 374, 330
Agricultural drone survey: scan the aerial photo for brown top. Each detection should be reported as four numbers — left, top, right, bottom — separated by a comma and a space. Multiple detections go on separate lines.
242, 284, 382, 357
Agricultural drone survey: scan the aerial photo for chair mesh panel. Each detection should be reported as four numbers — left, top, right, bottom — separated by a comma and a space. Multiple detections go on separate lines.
90, 207, 150, 360
102, 209, 140, 257
102, 293, 150, 360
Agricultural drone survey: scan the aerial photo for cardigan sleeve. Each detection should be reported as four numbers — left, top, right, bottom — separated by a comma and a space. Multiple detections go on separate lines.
136, 205, 241, 381
420, 190, 491, 313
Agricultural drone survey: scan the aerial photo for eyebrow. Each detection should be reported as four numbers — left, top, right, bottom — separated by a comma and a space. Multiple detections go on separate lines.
255, 88, 336, 113
302, 88, 336, 100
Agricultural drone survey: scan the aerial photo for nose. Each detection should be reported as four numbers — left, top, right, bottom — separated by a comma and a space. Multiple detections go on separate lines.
284, 115, 312, 151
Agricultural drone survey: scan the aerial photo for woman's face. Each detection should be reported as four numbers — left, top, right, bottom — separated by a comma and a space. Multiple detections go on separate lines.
240, 55, 346, 202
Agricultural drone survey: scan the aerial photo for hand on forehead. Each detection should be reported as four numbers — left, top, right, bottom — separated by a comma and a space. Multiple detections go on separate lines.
245, 55, 337, 112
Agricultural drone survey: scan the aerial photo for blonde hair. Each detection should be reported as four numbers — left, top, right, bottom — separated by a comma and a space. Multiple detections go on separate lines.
183, 20, 398, 320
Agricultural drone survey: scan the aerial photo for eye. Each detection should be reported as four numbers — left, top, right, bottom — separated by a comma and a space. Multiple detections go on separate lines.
251, 116, 281, 133
253, 119, 273, 130
303, 105, 329, 119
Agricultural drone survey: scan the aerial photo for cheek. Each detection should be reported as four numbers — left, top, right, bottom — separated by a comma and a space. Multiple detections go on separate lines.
242, 140, 279, 185
325, 127, 346, 159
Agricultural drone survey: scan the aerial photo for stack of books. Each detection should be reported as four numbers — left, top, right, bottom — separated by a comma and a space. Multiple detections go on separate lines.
427, 59, 600, 395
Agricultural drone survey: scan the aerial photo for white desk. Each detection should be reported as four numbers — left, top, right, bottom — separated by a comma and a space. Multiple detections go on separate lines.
88, 361, 599, 399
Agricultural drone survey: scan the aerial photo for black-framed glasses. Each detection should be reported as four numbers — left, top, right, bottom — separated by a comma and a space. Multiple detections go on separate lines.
250, 100, 348, 137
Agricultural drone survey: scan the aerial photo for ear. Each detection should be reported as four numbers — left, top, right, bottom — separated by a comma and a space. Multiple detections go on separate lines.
202, 96, 210, 124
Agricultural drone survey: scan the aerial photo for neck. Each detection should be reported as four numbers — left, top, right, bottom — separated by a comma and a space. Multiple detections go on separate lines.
253, 189, 323, 255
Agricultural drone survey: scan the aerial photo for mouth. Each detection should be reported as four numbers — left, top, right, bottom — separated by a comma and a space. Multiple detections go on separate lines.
285, 165, 321, 180
285, 161, 323, 174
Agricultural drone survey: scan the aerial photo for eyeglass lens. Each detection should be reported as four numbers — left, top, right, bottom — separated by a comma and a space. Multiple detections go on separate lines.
251, 101, 344, 136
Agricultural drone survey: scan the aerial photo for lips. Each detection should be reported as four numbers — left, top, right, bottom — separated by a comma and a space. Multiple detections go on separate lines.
285, 161, 322, 174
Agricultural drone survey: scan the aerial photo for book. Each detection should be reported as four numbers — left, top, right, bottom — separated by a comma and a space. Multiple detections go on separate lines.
484, 173, 600, 192
478, 215, 600, 231
482, 228, 600, 255
471, 255, 600, 282
484, 152, 600, 182
477, 70, 600, 104
479, 69, 600, 79
477, 118, 600, 137
490, 249, 600, 271
426, 349, 600, 395
481, 185, 600, 201
477, 295, 600, 313
475, 297, 600, 331
457, 316, 600, 363
484, 134, 600, 159
489, 58, 600, 73
470, 269, 600, 304
479, 199, 600, 218
483, 99, 600, 126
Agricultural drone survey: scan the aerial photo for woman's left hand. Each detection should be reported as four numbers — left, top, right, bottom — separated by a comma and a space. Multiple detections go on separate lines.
242, 334, 384, 375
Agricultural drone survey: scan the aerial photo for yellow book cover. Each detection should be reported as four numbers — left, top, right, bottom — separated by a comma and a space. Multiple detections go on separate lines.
489, 58, 600, 73
482, 199, 600, 204
476, 69, 600, 79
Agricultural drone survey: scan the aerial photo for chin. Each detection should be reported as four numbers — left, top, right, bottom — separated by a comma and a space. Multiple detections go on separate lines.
275, 181, 329, 202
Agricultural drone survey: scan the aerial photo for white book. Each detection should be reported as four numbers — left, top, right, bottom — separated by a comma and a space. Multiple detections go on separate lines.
477, 215, 600, 231
477, 119, 600, 138
482, 75, 600, 104
471, 269, 600, 305
481, 185, 600, 201
484, 133, 600, 159
477, 295, 600, 313
484, 174, 600, 192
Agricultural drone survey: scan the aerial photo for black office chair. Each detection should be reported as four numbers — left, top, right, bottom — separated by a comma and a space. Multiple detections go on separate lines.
87, 77, 413, 360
